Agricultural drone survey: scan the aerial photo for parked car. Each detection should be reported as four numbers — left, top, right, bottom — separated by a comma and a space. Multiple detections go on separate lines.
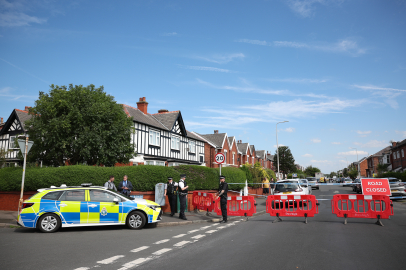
343, 178, 353, 186
388, 177, 406, 198
353, 178, 362, 193
18, 183, 162, 233
306, 177, 319, 190
271, 179, 311, 207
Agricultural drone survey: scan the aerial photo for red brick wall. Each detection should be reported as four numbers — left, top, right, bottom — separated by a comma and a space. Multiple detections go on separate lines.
0, 191, 37, 211
359, 159, 368, 177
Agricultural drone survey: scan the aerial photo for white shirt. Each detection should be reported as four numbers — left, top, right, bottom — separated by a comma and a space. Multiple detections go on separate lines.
178, 179, 185, 189
164, 182, 178, 189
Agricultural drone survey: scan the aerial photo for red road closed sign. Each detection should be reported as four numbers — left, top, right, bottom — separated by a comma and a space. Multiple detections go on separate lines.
361, 178, 391, 196
214, 153, 225, 164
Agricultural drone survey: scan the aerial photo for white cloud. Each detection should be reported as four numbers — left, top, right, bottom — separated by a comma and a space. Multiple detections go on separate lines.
237, 38, 366, 56
161, 32, 178, 36
395, 130, 406, 138
353, 85, 406, 93
178, 65, 234, 73
352, 84, 405, 109
353, 140, 389, 148
283, 127, 295, 132
192, 53, 245, 64
286, 0, 343, 18
302, 154, 313, 157
0, 12, 46, 26
356, 130, 371, 136
266, 78, 327, 83
331, 142, 341, 145
311, 139, 321, 143
338, 150, 368, 156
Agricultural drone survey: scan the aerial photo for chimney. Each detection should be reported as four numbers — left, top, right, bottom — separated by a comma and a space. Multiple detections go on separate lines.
392, 141, 397, 147
136, 97, 148, 114
214, 130, 219, 134
1, 117, 3, 124
25, 106, 32, 112
158, 109, 169, 114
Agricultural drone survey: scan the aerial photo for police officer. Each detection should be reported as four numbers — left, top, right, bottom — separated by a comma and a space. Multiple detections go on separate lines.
164, 177, 178, 217
215, 175, 228, 223
178, 174, 189, 220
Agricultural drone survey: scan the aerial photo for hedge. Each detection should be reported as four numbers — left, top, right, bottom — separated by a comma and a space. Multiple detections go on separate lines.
214, 167, 246, 190
0, 165, 246, 192
379, 172, 406, 182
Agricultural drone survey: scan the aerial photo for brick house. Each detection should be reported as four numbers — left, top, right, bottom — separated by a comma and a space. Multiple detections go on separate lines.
366, 146, 392, 177
0, 107, 33, 167
256, 150, 266, 167
265, 152, 275, 170
249, 145, 256, 165
123, 97, 205, 166
390, 139, 406, 172
237, 141, 252, 165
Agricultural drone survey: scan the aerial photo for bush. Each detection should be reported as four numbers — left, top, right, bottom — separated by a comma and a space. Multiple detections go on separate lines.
214, 167, 246, 191
172, 165, 218, 191
380, 172, 406, 182
265, 169, 276, 182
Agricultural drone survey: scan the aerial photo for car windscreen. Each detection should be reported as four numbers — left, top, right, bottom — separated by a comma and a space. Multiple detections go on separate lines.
274, 182, 299, 192
306, 178, 316, 181
108, 190, 134, 200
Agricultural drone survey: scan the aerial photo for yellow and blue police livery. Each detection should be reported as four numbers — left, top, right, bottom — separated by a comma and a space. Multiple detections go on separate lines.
17, 183, 162, 233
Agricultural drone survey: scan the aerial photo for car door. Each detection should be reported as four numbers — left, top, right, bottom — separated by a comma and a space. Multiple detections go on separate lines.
88, 189, 121, 224
300, 179, 310, 195
58, 189, 87, 224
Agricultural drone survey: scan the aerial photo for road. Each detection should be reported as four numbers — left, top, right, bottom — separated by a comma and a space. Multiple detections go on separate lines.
1, 186, 406, 270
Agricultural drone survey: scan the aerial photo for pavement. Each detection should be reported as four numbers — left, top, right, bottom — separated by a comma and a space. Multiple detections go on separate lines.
0, 195, 267, 229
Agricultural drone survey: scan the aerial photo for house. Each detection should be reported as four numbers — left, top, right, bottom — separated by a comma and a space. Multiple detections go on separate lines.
192, 130, 239, 168
350, 157, 368, 177
249, 145, 256, 165
0, 107, 33, 167
366, 146, 392, 177
123, 97, 205, 166
265, 152, 275, 170
256, 150, 266, 167
236, 140, 252, 166
390, 139, 406, 172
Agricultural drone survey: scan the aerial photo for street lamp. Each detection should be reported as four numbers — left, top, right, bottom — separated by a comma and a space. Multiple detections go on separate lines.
350, 147, 359, 177
276, 121, 289, 180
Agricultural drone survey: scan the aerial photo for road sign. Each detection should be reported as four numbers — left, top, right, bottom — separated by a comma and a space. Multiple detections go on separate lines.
361, 178, 391, 196
17, 139, 34, 155
214, 153, 225, 164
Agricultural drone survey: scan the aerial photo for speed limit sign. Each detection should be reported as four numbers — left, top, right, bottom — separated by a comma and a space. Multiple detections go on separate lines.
214, 153, 225, 164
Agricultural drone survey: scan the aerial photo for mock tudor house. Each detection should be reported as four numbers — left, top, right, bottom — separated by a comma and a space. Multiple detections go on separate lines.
0, 107, 33, 167
123, 97, 205, 166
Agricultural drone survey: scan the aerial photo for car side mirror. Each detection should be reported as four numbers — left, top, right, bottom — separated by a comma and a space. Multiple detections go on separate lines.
113, 198, 119, 204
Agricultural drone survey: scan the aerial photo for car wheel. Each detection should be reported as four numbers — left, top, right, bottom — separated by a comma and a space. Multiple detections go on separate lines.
37, 213, 61, 233
126, 211, 146, 230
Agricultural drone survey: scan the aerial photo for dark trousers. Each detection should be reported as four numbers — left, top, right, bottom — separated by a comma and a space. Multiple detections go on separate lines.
179, 194, 186, 218
220, 197, 227, 221
167, 194, 177, 214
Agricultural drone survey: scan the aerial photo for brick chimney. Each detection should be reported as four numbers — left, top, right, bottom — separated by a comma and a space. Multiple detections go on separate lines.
25, 106, 32, 112
214, 130, 219, 134
1, 117, 3, 124
158, 109, 169, 114
136, 97, 148, 114
392, 141, 397, 147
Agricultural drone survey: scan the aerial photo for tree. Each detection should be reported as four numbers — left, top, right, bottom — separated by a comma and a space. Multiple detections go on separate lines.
377, 163, 389, 175
273, 146, 296, 175
330, 171, 337, 177
304, 165, 321, 177
347, 166, 358, 179
343, 168, 348, 177
0, 147, 11, 168
26, 84, 135, 167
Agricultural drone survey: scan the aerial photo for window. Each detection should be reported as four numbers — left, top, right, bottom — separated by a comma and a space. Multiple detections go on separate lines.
402, 149, 404, 158
200, 155, 204, 163
247, 155, 249, 163
59, 190, 85, 201
224, 150, 227, 164
386, 155, 390, 164
397, 151, 400, 159
149, 130, 160, 146
89, 190, 121, 203
252, 156, 254, 164
393, 153, 396, 160
42, 191, 64, 200
9, 136, 17, 149
232, 154, 235, 165
171, 136, 180, 150
188, 140, 196, 153
146, 160, 165, 166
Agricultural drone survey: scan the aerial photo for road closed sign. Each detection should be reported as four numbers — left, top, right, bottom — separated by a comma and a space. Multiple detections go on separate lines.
361, 178, 391, 196
214, 153, 225, 164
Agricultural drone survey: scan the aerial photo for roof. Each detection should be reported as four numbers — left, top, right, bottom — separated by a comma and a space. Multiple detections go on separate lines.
228, 136, 235, 149
15, 109, 32, 130
0, 109, 33, 135
250, 145, 255, 155
189, 131, 216, 146
237, 142, 249, 154
371, 146, 392, 157
186, 130, 205, 142
152, 111, 180, 130
199, 133, 227, 148
256, 150, 266, 159
123, 104, 168, 130
393, 138, 406, 149
266, 154, 274, 160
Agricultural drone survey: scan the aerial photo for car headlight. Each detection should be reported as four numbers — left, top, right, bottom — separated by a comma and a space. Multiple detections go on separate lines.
146, 205, 159, 211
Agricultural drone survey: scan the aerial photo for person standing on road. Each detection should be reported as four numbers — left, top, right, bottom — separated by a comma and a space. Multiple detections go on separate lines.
178, 174, 189, 220
164, 177, 178, 217
262, 177, 270, 196
118, 175, 133, 196
215, 175, 228, 223
104, 175, 117, 191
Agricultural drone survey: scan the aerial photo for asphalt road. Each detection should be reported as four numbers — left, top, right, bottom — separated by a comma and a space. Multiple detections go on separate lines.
1, 186, 406, 270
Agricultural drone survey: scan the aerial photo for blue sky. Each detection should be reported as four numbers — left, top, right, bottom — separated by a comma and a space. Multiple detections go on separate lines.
1, 0, 405, 174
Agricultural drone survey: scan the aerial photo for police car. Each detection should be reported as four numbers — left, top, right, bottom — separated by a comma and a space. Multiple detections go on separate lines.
17, 183, 162, 233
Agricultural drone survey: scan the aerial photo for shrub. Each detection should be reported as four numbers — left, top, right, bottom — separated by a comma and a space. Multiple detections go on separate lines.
214, 167, 246, 191
380, 172, 406, 182
173, 165, 219, 191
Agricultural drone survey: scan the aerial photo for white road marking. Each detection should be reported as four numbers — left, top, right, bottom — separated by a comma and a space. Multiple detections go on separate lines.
74, 268, 89, 270
152, 248, 172, 255
130, 246, 149, 253
205, 230, 217, 234
97, 255, 125, 264
118, 257, 151, 270
187, 229, 199, 234
200, 225, 212, 230
212, 223, 219, 226
173, 234, 186, 238
334, 191, 339, 193
174, 241, 190, 247
154, 239, 170, 244
191, 234, 206, 239
217, 226, 226, 229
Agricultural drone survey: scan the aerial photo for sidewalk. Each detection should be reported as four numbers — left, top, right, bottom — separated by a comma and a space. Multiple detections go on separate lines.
0, 196, 267, 228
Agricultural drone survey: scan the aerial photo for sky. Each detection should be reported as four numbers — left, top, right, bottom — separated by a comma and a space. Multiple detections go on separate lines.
1, 0, 406, 174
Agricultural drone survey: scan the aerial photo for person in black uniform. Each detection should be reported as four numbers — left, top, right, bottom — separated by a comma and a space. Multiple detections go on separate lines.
178, 174, 189, 220
164, 177, 178, 217
215, 175, 228, 223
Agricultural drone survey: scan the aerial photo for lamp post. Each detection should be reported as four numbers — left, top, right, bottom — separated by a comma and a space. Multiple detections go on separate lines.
350, 147, 359, 177
276, 121, 289, 180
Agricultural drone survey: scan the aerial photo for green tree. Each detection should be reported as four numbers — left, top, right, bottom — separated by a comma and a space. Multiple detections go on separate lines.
377, 163, 389, 175
347, 166, 358, 179
343, 168, 348, 177
330, 171, 337, 177
273, 146, 296, 174
304, 165, 321, 177
26, 84, 135, 167
0, 147, 11, 168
